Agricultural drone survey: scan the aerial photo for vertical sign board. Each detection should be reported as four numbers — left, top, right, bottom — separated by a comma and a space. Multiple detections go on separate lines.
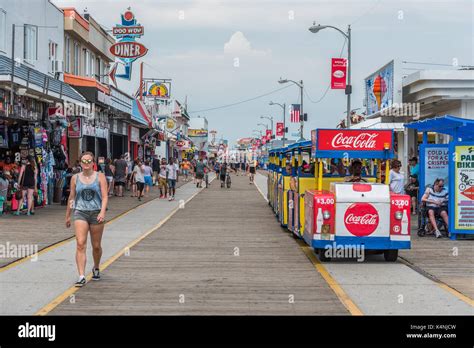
331, 58, 347, 89
418, 144, 449, 200
450, 143, 474, 235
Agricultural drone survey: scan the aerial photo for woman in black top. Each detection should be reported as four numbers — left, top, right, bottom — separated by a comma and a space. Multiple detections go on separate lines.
14, 156, 37, 216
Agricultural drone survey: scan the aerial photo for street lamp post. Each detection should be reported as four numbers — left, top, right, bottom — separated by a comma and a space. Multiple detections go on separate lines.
269, 101, 286, 146
278, 78, 304, 140
309, 22, 352, 128
260, 115, 274, 136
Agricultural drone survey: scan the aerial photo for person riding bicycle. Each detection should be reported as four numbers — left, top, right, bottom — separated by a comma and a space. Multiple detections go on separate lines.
220, 162, 228, 188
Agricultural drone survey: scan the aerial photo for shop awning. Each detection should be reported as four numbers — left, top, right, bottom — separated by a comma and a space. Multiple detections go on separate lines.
351, 117, 405, 131
0, 55, 88, 108
131, 99, 152, 127
405, 115, 474, 140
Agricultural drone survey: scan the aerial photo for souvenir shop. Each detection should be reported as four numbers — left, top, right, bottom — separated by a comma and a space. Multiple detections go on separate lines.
0, 89, 74, 213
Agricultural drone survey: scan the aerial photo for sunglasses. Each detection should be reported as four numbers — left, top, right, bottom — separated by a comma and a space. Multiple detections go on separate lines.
81, 159, 93, 164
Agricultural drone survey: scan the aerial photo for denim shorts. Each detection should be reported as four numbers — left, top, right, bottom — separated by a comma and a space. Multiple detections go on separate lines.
73, 210, 103, 225
168, 179, 176, 189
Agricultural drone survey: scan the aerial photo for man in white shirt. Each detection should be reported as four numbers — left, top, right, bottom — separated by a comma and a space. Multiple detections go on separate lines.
166, 158, 179, 201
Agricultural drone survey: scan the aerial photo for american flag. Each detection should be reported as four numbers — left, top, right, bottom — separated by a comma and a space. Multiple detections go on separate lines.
290, 104, 301, 123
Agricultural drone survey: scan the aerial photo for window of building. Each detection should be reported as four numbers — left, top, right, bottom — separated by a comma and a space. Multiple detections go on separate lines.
48, 41, 58, 74
90, 53, 95, 78
65, 36, 70, 73
95, 57, 100, 81
24, 24, 38, 62
0, 9, 6, 52
73, 42, 80, 75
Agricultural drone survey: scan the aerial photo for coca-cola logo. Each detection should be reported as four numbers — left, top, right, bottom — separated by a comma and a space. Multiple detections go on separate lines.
331, 132, 379, 150
344, 203, 379, 236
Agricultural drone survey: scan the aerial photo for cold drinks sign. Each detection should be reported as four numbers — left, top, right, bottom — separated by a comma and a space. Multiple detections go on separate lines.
109, 9, 148, 83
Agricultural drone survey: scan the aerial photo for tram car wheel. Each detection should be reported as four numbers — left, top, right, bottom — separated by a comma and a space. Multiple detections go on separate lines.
383, 249, 398, 262
317, 249, 331, 262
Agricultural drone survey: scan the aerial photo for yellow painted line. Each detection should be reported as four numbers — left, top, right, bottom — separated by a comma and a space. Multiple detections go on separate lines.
36, 188, 202, 316
0, 185, 190, 273
437, 283, 474, 307
299, 242, 363, 316
254, 175, 362, 316
399, 258, 474, 307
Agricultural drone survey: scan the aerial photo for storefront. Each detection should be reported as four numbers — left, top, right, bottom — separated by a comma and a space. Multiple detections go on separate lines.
0, 54, 88, 212
130, 99, 152, 161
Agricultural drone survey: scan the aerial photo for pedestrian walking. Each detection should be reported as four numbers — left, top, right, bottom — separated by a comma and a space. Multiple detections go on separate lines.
195, 158, 206, 188
248, 158, 256, 184
14, 156, 38, 216
389, 159, 405, 194
114, 154, 128, 197
167, 158, 179, 201
143, 160, 153, 197
65, 152, 108, 288
152, 155, 160, 186
181, 159, 191, 182
134, 159, 146, 201
158, 158, 168, 199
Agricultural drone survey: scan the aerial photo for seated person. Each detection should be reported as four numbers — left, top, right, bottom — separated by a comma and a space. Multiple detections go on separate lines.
404, 174, 419, 215
329, 159, 346, 176
421, 178, 449, 238
345, 160, 367, 182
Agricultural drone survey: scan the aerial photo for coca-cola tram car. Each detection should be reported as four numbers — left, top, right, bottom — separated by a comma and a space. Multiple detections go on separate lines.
303, 129, 411, 262
268, 148, 283, 215
285, 141, 318, 237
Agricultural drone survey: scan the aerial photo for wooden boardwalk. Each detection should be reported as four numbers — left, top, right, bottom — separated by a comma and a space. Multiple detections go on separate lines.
0, 182, 185, 268
50, 175, 348, 315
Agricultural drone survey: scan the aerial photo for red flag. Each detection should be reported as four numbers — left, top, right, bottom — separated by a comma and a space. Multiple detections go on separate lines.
331, 58, 347, 89
276, 122, 284, 136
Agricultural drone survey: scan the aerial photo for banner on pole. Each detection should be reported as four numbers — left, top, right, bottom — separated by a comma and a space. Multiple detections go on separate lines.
331, 58, 347, 89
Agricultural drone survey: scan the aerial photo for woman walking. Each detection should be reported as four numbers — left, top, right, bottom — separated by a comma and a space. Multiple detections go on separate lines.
143, 160, 153, 197
14, 156, 38, 216
134, 159, 146, 201
65, 152, 108, 287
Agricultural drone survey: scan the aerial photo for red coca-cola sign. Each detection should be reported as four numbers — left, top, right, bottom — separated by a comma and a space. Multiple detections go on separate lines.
344, 203, 379, 236
317, 129, 393, 152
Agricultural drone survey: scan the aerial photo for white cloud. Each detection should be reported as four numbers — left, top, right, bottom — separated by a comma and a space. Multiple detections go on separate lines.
224, 31, 270, 57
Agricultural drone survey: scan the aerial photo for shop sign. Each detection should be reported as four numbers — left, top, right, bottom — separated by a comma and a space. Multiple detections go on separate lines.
82, 122, 96, 137
166, 118, 176, 131
147, 82, 171, 99
454, 145, 474, 231
188, 128, 208, 137
131, 126, 140, 142
95, 127, 108, 139
109, 10, 148, 82
311, 129, 317, 158
97, 90, 112, 106
68, 118, 82, 138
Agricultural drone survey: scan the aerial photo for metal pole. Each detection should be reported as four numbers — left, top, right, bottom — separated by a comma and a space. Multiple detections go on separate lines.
10, 24, 15, 107
282, 103, 286, 147
300, 80, 304, 140
346, 25, 352, 128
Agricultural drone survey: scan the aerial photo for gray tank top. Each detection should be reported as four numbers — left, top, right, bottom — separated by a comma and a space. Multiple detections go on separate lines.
74, 173, 102, 211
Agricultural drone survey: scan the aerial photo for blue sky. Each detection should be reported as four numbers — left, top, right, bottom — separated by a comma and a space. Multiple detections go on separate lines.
53, 0, 473, 145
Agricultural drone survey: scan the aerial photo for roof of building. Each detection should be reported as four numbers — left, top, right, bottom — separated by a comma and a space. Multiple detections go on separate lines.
405, 115, 474, 140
